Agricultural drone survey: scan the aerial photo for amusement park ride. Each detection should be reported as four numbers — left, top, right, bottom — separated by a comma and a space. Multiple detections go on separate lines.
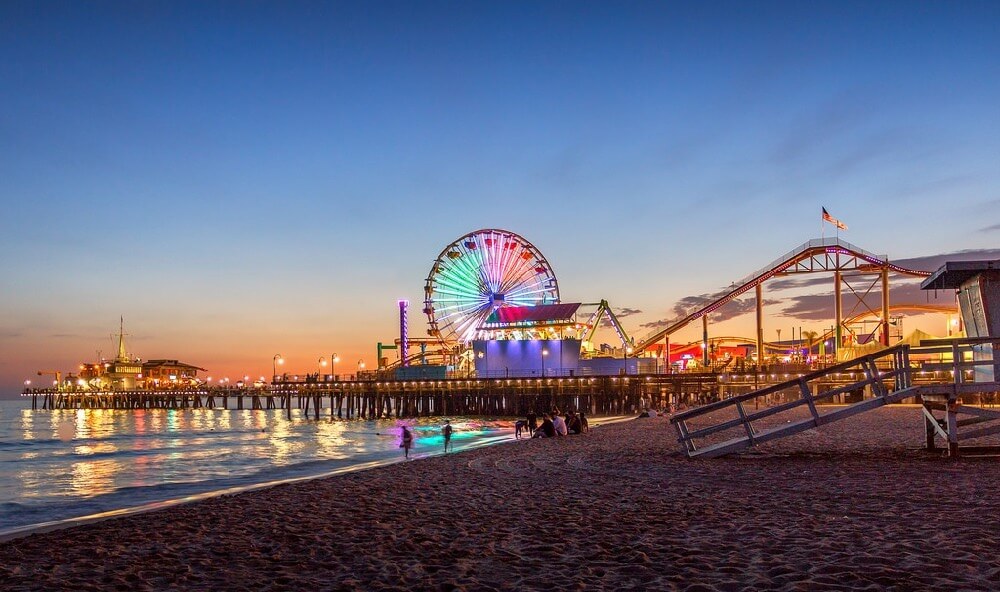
374, 229, 955, 379
372, 228, 643, 378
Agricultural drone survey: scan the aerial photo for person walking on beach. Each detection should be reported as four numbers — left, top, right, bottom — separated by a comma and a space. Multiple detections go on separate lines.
401, 426, 414, 459
442, 420, 453, 453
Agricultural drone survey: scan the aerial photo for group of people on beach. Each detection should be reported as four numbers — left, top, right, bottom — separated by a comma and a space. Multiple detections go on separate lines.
399, 408, 588, 460
515, 409, 588, 439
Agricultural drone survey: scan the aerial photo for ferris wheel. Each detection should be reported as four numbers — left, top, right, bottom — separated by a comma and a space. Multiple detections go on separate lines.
424, 229, 560, 344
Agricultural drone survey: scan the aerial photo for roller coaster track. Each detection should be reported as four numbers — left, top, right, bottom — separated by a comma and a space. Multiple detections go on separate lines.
634, 238, 933, 354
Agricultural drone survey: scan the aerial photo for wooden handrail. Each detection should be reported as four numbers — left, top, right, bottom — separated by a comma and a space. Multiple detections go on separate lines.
671, 344, 910, 423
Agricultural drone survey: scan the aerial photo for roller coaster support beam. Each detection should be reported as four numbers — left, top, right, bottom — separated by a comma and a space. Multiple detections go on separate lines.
581, 304, 605, 344
663, 334, 670, 373
756, 284, 764, 369
882, 265, 890, 346
702, 315, 710, 367
602, 300, 632, 349
835, 270, 843, 357
584, 300, 632, 351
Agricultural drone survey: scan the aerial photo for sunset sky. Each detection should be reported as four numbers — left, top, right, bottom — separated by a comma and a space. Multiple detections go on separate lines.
2, 2, 999, 394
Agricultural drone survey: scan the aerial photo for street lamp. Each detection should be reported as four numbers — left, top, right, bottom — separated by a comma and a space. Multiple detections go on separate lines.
319, 356, 326, 378
332, 353, 339, 381
273, 354, 283, 382
541, 348, 549, 377
358, 359, 365, 378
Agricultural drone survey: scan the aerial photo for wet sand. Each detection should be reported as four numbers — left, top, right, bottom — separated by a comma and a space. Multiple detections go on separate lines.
4, 406, 1000, 591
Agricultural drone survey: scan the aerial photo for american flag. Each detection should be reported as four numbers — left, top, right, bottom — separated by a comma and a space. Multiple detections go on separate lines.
822, 207, 847, 230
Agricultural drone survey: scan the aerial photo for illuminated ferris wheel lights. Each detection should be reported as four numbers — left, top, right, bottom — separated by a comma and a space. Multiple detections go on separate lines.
424, 229, 560, 344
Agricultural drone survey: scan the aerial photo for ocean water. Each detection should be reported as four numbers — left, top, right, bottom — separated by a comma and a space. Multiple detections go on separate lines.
0, 398, 515, 534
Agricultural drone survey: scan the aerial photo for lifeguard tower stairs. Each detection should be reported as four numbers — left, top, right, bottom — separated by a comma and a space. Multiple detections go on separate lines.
671, 260, 1000, 459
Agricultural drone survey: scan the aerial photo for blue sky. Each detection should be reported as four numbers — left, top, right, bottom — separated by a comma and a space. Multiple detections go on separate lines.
2, 1, 999, 393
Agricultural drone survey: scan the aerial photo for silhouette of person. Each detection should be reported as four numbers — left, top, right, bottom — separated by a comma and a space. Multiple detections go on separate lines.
401, 426, 414, 459
442, 420, 453, 452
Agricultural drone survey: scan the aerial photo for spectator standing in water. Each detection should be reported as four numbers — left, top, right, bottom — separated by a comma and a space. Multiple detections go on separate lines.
401, 426, 414, 459
442, 420, 453, 453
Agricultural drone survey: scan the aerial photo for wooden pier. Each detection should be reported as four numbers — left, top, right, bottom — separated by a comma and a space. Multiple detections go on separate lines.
22, 373, 725, 420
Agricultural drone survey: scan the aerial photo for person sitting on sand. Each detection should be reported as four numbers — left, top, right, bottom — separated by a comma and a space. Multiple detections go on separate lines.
534, 414, 555, 438
552, 413, 568, 437
401, 426, 414, 459
579, 411, 589, 433
567, 412, 582, 435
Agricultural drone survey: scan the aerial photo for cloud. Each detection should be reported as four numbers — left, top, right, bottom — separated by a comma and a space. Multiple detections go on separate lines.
599, 307, 642, 328
979, 223, 1000, 233
639, 292, 781, 330
892, 248, 1000, 272
769, 91, 876, 166
888, 173, 979, 201
767, 276, 835, 291
780, 280, 955, 321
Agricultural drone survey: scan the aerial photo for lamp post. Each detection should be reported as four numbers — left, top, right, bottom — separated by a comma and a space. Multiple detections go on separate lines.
541, 348, 549, 377
358, 359, 365, 379
319, 357, 326, 380
776, 329, 781, 364
272, 354, 283, 383
331, 353, 339, 381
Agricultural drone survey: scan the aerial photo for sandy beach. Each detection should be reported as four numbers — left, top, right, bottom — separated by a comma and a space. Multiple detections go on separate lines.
4, 406, 1000, 591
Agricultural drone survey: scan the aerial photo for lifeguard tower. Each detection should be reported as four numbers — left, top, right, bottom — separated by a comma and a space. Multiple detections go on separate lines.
920, 260, 1000, 382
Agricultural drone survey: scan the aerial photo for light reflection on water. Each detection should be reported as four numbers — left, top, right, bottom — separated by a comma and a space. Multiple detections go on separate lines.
71, 458, 123, 498
0, 399, 515, 531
